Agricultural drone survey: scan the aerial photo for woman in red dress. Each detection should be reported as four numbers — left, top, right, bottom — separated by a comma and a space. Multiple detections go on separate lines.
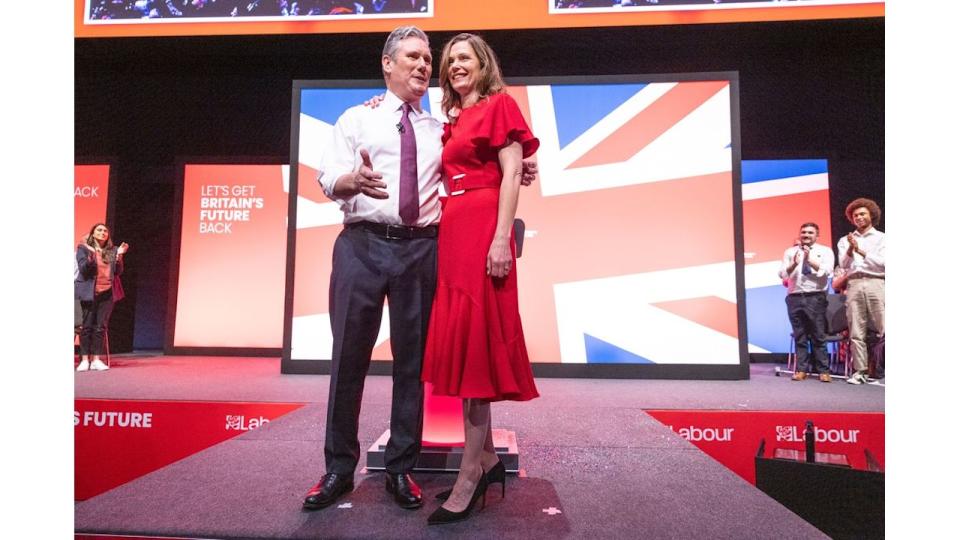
422, 33, 540, 525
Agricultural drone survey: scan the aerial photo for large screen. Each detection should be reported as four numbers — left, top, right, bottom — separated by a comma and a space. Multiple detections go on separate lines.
286, 75, 747, 377
76, 0, 882, 38
741, 159, 831, 354
170, 163, 289, 350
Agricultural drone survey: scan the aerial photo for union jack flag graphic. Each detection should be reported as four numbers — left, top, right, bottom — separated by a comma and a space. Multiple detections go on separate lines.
289, 79, 745, 365
741, 159, 832, 353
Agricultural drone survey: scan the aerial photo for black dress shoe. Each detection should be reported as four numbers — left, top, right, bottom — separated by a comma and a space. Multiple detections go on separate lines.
303, 473, 353, 510
385, 473, 423, 509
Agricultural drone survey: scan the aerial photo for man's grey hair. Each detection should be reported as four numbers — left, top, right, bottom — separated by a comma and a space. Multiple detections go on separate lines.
382, 26, 429, 60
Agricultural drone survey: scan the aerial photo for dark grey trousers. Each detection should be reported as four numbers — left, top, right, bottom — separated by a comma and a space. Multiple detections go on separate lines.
786, 292, 830, 374
323, 226, 437, 476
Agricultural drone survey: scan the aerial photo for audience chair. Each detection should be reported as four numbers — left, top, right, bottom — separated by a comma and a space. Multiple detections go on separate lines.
822, 294, 848, 378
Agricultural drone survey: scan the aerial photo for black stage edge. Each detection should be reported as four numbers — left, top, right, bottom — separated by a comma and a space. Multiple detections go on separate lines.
750, 352, 790, 363
756, 440, 884, 540
281, 358, 750, 380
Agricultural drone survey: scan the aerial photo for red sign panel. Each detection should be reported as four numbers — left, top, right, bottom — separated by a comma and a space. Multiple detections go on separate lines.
74, 164, 110, 247
646, 410, 884, 484
174, 164, 289, 348
75, 399, 303, 500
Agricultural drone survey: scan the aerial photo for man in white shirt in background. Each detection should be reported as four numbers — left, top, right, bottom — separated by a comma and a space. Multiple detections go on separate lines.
837, 198, 885, 385
780, 222, 836, 382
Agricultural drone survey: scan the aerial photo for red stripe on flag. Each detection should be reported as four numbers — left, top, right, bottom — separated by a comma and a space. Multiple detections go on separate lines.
568, 81, 729, 169
505, 85, 533, 126
292, 226, 339, 317
651, 296, 739, 339
298, 163, 330, 204
743, 190, 832, 264
371, 337, 393, 360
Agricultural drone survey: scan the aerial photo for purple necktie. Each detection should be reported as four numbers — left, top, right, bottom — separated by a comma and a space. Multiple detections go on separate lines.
398, 102, 419, 225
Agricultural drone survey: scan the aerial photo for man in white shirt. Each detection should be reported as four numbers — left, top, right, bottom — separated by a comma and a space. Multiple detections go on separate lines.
301, 25, 439, 512
779, 222, 836, 382
837, 198, 885, 385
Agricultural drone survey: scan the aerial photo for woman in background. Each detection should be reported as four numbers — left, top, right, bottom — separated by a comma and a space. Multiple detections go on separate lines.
76, 223, 128, 371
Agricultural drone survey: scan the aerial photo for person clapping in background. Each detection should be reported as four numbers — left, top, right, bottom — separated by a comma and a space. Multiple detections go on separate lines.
76, 223, 129, 372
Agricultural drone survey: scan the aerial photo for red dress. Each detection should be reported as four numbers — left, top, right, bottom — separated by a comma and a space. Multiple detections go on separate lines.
421, 92, 540, 402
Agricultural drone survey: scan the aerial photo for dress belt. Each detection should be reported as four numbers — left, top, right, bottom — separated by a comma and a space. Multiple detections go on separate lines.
347, 221, 438, 239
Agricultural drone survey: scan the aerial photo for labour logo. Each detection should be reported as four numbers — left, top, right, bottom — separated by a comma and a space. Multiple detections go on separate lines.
775, 425, 796, 442
225, 414, 270, 431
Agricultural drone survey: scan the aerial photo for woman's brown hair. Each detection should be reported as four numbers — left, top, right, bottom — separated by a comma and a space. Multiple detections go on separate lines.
439, 33, 505, 120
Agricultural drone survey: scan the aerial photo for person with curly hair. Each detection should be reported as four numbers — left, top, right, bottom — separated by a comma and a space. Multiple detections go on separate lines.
837, 198, 884, 384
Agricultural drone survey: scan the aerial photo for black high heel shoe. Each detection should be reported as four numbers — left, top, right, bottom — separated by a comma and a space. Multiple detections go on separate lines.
486, 460, 506, 498
436, 460, 506, 501
427, 471, 489, 525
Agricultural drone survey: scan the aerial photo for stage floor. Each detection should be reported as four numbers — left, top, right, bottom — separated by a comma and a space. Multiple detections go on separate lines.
75, 355, 884, 411
74, 356, 883, 539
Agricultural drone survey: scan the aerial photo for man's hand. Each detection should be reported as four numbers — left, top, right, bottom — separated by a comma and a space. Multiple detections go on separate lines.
794, 247, 807, 265
520, 159, 538, 186
335, 149, 388, 199
846, 233, 860, 255
356, 150, 389, 199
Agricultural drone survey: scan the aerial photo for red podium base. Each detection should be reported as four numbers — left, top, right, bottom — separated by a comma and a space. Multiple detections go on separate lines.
365, 383, 522, 472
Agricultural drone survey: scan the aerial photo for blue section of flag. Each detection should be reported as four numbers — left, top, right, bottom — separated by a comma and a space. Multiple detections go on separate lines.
300, 87, 431, 124
745, 285, 792, 353
551, 84, 647, 149
584, 334, 655, 364
741, 159, 828, 184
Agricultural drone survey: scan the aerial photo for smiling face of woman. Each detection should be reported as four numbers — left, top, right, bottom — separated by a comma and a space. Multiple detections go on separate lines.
438, 33, 505, 118
92, 224, 110, 246
447, 40, 480, 101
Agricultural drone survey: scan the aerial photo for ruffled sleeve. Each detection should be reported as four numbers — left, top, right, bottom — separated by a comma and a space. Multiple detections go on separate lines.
471, 93, 540, 158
